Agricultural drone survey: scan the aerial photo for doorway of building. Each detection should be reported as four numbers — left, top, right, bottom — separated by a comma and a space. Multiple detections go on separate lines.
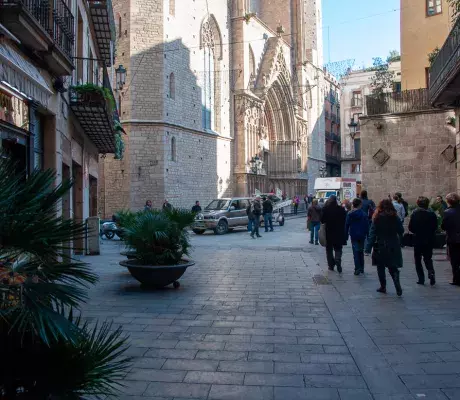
72, 161, 84, 254
89, 175, 97, 217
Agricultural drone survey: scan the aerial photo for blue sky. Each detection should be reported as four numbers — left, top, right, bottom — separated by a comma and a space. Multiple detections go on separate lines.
322, 0, 400, 69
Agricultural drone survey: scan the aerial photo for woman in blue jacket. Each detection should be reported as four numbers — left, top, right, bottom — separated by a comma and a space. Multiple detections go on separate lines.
345, 198, 369, 275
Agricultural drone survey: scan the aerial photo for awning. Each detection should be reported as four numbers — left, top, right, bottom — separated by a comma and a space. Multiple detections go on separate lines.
0, 38, 52, 108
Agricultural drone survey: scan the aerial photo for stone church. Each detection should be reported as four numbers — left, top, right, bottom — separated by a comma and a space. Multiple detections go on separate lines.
99, 0, 327, 215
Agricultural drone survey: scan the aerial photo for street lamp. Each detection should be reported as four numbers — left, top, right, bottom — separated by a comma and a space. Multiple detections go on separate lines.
115, 64, 127, 90
348, 112, 362, 139
319, 165, 327, 178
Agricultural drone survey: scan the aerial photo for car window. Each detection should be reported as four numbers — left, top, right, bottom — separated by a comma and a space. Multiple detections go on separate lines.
205, 199, 230, 210
230, 201, 239, 210
239, 199, 249, 210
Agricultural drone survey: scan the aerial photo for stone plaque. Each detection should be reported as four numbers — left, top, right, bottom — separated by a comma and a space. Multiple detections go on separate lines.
441, 145, 456, 164
373, 148, 390, 166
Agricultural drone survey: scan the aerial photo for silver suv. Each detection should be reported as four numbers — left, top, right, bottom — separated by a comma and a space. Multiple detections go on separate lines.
192, 197, 252, 235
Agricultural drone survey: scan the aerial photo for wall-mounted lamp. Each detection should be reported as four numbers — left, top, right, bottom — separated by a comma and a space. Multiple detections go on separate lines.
115, 64, 127, 90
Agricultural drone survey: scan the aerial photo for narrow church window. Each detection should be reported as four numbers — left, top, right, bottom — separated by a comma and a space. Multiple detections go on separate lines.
249, 45, 256, 83
117, 14, 122, 38
169, 0, 175, 16
171, 137, 177, 161
169, 73, 175, 100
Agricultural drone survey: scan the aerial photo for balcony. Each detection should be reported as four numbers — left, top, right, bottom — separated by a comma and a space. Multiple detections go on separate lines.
341, 150, 360, 161
69, 57, 116, 153
326, 154, 341, 166
87, 0, 116, 66
0, 0, 74, 75
331, 133, 341, 143
366, 89, 433, 116
325, 110, 330, 119
430, 17, 460, 107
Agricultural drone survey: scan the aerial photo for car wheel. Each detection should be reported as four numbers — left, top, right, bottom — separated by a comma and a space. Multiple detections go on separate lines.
105, 231, 115, 239
214, 220, 228, 235
279, 218, 285, 227
193, 229, 206, 235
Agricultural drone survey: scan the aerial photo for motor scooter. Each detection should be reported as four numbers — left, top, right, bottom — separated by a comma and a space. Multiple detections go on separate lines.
100, 221, 123, 240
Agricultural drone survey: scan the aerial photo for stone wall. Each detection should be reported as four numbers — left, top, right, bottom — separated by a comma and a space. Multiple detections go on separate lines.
360, 109, 456, 204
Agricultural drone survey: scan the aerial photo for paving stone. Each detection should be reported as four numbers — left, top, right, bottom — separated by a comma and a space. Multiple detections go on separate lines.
323, 345, 349, 354
442, 388, 460, 399
249, 352, 301, 362
409, 389, 450, 399
208, 384, 273, 400
329, 364, 361, 375
130, 358, 166, 369
251, 335, 297, 344
176, 341, 225, 350
195, 350, 248, 361
204, 334, 251, 343
218, 361, 274, 373
224, 342, 274, 352
437, 352, 460, 362
421, 362, 460, 375
303, 375, 367, 388
404, 344, 458, 353
144, 349, 197, 359
273, 344, 324, 353
338, 389, 373, 400
118, 380, 149, 395
273, 387, 339, 400
274, 362, 331, 374
144, 382, 210, 398
126, 368, 186, 382
184, 371, 244, 385
230, 328, 275, 336
244, 373, 304, 387
300, 354, 355, 364
162, 359, 218, 371
400, 374, 460, 389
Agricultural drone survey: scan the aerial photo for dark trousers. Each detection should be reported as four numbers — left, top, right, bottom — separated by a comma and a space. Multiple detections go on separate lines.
251, 217, 260, 236
326, 244, 343, 269
294, 204, 298, 215
264, 213, 273, 232
377, 265, 401, 291
352, 240, 365, 273
414, 244, 435, 283
448, 243, 460, 284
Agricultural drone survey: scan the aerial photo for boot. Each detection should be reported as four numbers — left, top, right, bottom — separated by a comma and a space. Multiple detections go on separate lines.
376, 287, 387, 294
391, 269, 403, 297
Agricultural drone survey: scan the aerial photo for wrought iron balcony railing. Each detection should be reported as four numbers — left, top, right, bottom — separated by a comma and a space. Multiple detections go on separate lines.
366, 88, 433, 116
87, 0, 116, 65
0, 0, 74, 60
69, 57, 117, 153
429, 17, 460, 107
341, 150, 360, 161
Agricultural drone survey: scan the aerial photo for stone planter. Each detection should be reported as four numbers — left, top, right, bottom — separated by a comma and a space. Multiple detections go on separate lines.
119, 259, 194, 288
120, 250, 137, 260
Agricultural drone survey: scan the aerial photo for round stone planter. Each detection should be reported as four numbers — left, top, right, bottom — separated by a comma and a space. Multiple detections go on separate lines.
120, 250, 137, 260
119, 259, 194, 288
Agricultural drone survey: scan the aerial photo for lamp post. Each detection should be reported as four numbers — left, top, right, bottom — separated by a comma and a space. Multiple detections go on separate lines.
348, 112, 362, 139
115, 64, 127, 91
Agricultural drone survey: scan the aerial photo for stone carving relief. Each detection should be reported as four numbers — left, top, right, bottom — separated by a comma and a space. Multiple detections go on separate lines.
441, 144, 456, 164
373, 148, 390, 167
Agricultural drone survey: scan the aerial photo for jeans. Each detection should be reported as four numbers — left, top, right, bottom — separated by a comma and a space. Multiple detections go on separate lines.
326, 244, 343, 269
251, 217, 260, 237
414, 244, 435, 283
248, 218, 253, 232
352, 240, 365, 273
377, 265, 402, 293
310, 221, 320, 244
448, 243, 460, 284
264, 213, 273, 232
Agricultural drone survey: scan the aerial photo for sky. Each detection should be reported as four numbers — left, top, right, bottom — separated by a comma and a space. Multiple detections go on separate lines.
322, 0, 400, 70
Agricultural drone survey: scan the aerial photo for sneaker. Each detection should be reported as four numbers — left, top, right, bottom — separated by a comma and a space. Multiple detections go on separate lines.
337, 265, 342, 274
416, 281, 425, 285
396, 288, 403, 297
315, 242, 319, 245
250, 234, 255, 239
256, 235, 262, 238
328, 267, 334, 271
376, 287, 387, 294
270, 229, 274, 232
309, 241, 314, 244
429, 274, 436, 286
354, 271, 360, 276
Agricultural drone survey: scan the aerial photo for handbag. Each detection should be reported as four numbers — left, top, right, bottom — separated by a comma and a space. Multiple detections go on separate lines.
307, 219, 312, 231
318, 223, 327, 247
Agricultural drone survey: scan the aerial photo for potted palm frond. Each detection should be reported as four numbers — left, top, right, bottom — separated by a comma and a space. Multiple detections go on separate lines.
119, 208, 195, 288
0, 159, 130, 398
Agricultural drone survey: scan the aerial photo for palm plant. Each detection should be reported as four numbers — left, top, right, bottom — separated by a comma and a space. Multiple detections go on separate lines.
123, 208, 195, 265
0, 159, 130, 399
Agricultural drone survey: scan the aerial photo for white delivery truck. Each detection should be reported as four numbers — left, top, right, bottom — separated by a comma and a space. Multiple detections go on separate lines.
314, 178, 357, 202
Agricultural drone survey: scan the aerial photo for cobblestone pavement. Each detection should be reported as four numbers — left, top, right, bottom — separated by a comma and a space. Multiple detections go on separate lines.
82, 218, 460, 400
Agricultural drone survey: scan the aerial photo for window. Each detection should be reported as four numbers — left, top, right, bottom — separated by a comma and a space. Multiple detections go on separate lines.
351, 164, 361, 173
169, 73, 175, 100
354, 138, 361, 158
427, 0, 442, 16
352, 91, 362, 107
393, 81, 402, 93
34, 111, 44, 170
117, 14, 122, 38
171, 137, 176, 161
425, 67, 430, 88
118, 94, 122, 115
169, 0, 175, 16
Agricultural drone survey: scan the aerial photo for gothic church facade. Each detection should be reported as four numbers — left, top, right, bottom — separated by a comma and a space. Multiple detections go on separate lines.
99, 0, 327, 215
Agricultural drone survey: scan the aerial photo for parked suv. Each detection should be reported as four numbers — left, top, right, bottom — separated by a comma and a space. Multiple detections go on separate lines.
192, 197, 252, 235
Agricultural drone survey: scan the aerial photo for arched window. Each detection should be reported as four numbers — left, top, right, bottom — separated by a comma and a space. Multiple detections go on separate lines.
169, 73, 175, 100
249, 45, 256, 86
200, 15, 222, 132
116, 13, 122, 38
171, 137, 177, 161
169, 0, 175, 16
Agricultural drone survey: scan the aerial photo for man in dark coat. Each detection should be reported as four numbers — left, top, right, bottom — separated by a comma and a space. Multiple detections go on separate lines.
247, 197, 262, 239
321, 195, 347, 273
409, 196, 438, 286
262, 196, 274, 232
191, 201, 202, 213
345, 198, 369, 275
441, 193, 460, 286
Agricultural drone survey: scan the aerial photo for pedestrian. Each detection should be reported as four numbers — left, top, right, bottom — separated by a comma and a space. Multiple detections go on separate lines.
436, 195, 448, 211
262, 196, 274, 232
365, 199, 404, 296
441, 192, 460, 286
308, 194, 314, 204
321, 195, 347, 273
360, 190, 376, 221
408, 196, 437, 286
345, 198, 369, 275
342, 199, 352, 214
162, 199, 172, 211
282, 192, 287, 201
392, 195, 405, 223
307, 199, 322, 245
395, 192, 409, 218
293, 195, 300, 215
144, 200, 152, 211
191, 200, 202, 213
247, 196, 262, 239
304, 195, 308, 209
